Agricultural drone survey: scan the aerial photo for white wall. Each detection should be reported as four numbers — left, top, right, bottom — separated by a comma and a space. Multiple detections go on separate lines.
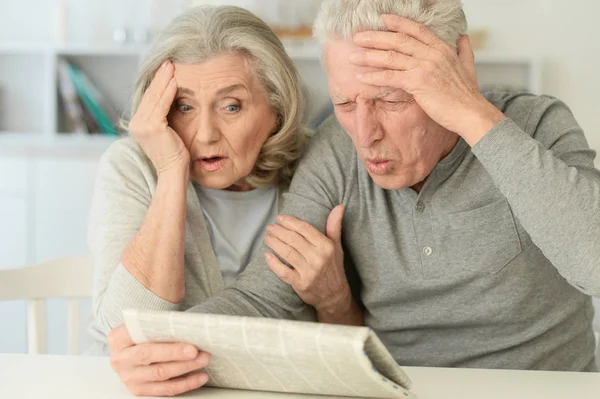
462, 0, 600, 329
463, 0, 600, 152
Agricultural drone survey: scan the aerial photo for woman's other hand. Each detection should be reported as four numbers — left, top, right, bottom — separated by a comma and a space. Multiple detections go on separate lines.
129, 60, 190, 176
108, 325, 210, 397
264, 205, 363, 325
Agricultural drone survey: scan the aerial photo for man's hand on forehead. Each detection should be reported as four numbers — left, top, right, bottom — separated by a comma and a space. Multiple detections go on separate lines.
347, 14, 505, 146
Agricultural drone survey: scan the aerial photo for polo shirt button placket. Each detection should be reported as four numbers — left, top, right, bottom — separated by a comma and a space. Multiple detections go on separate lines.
423, 246, 433, 257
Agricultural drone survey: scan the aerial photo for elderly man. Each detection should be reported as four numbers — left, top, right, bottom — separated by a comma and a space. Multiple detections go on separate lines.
109, 0, 600, 394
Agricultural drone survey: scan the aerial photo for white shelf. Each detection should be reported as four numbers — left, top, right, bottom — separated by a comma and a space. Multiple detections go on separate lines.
474, 51, 540, 65
0, 42, 144, 56
0, 39, 544, 140
0, 132, 119, 157
0, 40, 543, 64
0, 42, 51, 54
0, 40, 318, 59
54, 43, 148, 57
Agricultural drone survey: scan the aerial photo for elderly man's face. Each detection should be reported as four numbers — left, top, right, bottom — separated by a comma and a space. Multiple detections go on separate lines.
169, 53, 277, 191
324, 39, 456, 190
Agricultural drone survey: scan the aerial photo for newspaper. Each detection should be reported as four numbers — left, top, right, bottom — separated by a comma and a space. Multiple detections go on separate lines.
123, 309, 416, 398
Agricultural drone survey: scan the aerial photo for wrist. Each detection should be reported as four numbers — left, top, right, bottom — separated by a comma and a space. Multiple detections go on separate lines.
315, 287, 355, 318
459, 97, 506, 147
157, 160, 190, 183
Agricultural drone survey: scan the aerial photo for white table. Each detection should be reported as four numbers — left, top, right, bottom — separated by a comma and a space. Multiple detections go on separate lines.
0, 354, 598, 399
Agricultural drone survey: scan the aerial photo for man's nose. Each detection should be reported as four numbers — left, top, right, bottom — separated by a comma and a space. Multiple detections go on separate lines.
355, 105, 383, 148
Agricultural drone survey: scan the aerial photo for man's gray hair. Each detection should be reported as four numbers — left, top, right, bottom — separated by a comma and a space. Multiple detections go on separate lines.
124, 6, 307, 188
313, 0, 468, 48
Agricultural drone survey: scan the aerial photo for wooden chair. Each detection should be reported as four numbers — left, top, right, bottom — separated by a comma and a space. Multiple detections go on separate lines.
596, 331, 600, 367
0, 256, 95, 355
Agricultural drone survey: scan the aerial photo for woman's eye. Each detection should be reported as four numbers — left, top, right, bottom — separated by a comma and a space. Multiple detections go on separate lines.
177, 104, 193, 113
224, 104, 240, 113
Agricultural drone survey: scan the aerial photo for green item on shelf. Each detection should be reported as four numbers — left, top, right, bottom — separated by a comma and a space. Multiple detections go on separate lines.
66, 62, 119, 136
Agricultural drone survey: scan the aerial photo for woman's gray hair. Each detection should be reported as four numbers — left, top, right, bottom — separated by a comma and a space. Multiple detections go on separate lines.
124, 6, 307, 188
313, 0, 467, 48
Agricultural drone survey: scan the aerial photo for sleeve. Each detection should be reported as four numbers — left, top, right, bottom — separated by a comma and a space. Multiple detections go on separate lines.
88, 138, 180, 334
187, 118, 356, 318
471, 95, 600, 297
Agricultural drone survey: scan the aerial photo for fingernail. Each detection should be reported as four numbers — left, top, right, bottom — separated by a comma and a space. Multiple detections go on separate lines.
161, 60, 169, 69
276, 215, 285, 222
357, 73, 365, 80
266, 224, 274, 232
264, 253, 273, 260
184, 345, 196, 358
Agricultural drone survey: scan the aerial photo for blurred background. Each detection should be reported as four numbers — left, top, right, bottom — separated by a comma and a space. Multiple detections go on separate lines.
0, 0, 598, 356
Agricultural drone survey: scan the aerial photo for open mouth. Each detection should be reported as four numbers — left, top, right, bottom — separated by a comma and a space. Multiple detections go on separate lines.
202, 156, 225, 163
198, 156, 227, 172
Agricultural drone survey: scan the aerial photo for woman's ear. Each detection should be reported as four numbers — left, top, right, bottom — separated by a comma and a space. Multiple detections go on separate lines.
271, 116, 283, 136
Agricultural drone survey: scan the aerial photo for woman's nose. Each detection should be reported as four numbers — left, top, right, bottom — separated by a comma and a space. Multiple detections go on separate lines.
194, 114, 221, 144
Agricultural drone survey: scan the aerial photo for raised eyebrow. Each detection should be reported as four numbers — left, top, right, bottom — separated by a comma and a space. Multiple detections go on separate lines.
176, 84, 249, 98
216, 84, 249, 96
176, 87, 195, 96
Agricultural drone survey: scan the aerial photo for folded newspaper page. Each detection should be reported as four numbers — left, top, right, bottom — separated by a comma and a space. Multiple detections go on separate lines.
123, 309, 416, 398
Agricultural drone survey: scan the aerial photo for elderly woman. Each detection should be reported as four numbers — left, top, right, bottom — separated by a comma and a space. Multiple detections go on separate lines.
87, 5, 362, 391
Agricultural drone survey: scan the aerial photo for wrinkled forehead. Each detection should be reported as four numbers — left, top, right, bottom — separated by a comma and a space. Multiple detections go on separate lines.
323, 39, 402, 100
172, 52, 260, 95
323, 39, 381, 75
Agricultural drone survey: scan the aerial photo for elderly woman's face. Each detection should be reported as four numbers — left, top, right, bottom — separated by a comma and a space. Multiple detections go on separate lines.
324, 39, 457, 191
168, 53, 277, 191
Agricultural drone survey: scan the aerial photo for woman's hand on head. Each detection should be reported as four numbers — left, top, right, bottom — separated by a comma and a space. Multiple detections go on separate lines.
264, 205, 358, 320
129, 60, 190, 177
108, 324, 210, 397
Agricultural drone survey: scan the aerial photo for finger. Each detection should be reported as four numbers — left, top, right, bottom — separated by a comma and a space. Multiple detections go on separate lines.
128, 353, 210, 383
457, 35, 477, 83
353, 30, 431, 59
138, 60, 175, 118
349, 49, 418, 71
266, 223, 314, 254
108, 324, 135, 353
326, 205, 345, 245
381, 14, 445, 49
126, 342, 200, 366
275, 214, 327, 247
156, 77, 178, 118
265, 252, 300, 286
357, 70, 412, 91
129, 372, 209, 397
264, 233, 307, 271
